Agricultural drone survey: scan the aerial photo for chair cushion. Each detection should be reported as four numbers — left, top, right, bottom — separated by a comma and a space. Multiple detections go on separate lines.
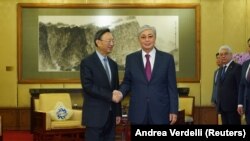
51, 120, 82, 129
185, 115, 194, 123
49, 101, 73, 121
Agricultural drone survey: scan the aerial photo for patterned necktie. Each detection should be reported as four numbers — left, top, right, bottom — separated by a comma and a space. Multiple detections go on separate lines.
145, 54, 151, 81
103, 58, 111, 83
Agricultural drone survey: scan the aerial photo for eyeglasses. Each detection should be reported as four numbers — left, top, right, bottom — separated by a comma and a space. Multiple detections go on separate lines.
100, 39, 115, 44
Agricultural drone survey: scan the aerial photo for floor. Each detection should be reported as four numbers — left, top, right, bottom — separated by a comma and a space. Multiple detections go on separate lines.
3, 131, 33, 141
2, 130, 126, 141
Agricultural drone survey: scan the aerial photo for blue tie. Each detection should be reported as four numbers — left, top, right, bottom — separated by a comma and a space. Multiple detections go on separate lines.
221, 66, 226, 80
103, 58, 111, 83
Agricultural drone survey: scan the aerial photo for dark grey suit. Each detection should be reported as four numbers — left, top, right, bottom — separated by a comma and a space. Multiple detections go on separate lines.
211, 69, 219, 105
80, 52, 121, 141
217, 61, 241, 124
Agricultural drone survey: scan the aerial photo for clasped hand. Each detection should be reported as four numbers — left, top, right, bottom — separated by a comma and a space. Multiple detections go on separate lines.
112, 90, 123, 103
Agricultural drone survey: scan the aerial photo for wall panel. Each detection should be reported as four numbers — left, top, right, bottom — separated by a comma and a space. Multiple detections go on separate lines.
200, 0, 224, 106
223, 0, 246, 51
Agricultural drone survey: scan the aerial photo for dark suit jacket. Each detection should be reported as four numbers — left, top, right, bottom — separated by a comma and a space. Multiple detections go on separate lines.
217, 61, 241, 112
80, 52, 121, 127
119, 48, 178, 124
238, 59, 250, 112
211, 69, 219, 104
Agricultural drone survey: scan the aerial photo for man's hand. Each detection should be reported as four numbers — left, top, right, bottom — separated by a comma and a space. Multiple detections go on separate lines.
116, 116, 121, 125
237, 106, 244, 115
112, 90, 123, 103
169, 113, 177, 125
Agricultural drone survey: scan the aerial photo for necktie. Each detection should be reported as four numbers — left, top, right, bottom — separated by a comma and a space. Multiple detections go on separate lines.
221, 66, 227, 80
103, 58, 111, 83
145, 54, 152, 81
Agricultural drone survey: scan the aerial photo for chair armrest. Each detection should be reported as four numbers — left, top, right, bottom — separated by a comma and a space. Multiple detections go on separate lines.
34, 111, 52, 131
34, 111, 46, 132
71, 110, 82, 121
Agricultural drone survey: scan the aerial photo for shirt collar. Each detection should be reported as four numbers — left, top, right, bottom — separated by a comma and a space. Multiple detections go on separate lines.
142, 48, 156, 58
223, 59, 233, 68
96, 50, 107, 61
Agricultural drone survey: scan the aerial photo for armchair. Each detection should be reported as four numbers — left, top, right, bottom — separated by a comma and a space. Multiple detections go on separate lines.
33, 93, 85, 141
179, 96, 195, 124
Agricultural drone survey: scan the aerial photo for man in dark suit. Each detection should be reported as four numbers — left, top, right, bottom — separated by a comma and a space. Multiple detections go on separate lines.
238, 59, 250, 124
114, 25, 178, 125
80, 28, 122, 141
217, 45, 241, 124
211, 52, 222, 105
238, 38, 250, 125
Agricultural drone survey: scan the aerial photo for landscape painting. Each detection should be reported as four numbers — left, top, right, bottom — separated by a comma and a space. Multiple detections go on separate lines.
18, 3, 200, 83
38, 16, 179, 72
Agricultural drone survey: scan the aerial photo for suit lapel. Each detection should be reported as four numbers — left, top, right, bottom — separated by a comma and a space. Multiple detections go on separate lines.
243, 61, 250, 85
151, 50, 161, 82
225, 62, 235, 76
220, 61, 235, 82
107, 57, 116, 87
136, 51, 148, 82
214, 69, 218, 84
137, 49, 161, 83
93, 53, 111, 86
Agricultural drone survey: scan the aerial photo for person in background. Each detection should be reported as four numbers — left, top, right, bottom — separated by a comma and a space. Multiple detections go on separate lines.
232, 38, 250, 65
80, 28, 122, 141
113, 25, 178, 125
216, 45, 242, 124
211, 52, 222, 106
247, 38, 250, 54
238, 38, 250, 125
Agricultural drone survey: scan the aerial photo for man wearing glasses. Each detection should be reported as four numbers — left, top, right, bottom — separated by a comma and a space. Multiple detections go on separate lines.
80, 28, 122, 141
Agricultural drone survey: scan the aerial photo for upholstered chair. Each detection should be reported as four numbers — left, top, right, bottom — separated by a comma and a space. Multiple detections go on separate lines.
33, 93, 84, 141
179, 96, 195, 124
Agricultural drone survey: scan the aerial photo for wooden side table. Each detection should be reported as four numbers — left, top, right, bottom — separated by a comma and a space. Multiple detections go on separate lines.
115, 110, 185, 141
116, 116, 130, 141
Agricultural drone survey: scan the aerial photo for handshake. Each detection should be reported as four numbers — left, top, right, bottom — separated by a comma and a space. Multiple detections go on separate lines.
112, 90, 123, 103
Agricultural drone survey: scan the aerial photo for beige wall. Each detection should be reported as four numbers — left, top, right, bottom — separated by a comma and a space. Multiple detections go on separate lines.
0, 0, 249, 108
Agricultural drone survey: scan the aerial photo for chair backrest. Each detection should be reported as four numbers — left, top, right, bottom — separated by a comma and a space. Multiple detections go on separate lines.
38, 93, 72, 111
179, 96, 194, 116
34, 99, 39, 111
